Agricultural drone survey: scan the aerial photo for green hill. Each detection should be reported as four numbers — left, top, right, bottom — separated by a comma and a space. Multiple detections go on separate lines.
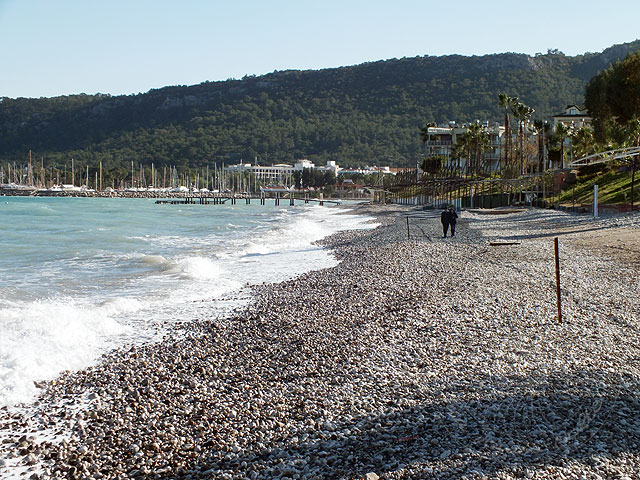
2, 40, 640, 171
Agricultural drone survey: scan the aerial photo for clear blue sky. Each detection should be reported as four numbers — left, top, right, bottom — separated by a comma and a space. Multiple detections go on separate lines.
1, 0, 639, 99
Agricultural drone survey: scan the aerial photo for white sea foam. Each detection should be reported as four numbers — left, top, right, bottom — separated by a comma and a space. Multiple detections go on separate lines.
226, 205, 378, 284
99, 297, 147, 315
169, 256, 222, 280
140, 254, 168, 266
0, 298, 130, 406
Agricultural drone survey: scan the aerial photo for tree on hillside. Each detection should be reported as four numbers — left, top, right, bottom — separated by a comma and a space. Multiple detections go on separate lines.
4, 43, 640, 172
585, 50, 640, 144
584, 70, 614, 142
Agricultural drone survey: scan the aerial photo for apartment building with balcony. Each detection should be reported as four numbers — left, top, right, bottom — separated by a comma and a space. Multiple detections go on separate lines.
422, 122, 506, 174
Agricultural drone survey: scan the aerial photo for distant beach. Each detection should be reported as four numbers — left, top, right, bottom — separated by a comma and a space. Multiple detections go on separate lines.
1, 205, 639, 479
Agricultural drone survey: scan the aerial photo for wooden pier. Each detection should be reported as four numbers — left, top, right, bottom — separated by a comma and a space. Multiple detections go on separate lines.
155, 194, 341, 207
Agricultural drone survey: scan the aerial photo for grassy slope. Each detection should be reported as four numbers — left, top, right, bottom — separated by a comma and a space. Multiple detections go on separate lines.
558, 163, 639, 207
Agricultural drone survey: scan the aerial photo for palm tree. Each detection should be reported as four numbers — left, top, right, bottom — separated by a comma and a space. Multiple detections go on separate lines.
451, 134, 471, 176
512, 102, 535, 174
498, 94, 517, 169
468, 123, 491, 175
553, 123, 570, 168
454, 123, 491, 176
533, 119, 551, 173
570, 126, 597, 159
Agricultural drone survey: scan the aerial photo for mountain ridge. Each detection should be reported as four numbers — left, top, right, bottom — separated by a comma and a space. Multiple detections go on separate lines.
1, 39, 639, 169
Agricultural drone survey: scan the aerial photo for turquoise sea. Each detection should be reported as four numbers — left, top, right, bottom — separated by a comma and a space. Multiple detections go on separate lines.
0, 197, 375, 406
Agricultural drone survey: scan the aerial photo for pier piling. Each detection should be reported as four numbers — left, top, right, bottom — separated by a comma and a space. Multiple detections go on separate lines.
154, 193, 341, 207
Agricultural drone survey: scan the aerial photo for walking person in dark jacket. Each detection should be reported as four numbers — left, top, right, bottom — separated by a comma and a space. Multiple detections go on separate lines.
448, 206, 458, 236
440, 206, 451, 237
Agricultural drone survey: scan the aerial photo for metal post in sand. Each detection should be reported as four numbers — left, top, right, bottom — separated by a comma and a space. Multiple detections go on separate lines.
554, 237, 562, 323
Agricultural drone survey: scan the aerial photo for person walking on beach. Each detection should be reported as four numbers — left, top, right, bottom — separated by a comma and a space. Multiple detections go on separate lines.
448, 206, 458, 237
440, 206, 451, 237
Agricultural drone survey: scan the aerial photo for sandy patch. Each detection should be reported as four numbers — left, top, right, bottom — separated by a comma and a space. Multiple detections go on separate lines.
562, 226, 640, 267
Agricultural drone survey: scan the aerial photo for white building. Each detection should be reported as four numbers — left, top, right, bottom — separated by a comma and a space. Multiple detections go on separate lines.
225, 159, 340, 185
552, 105, 591, 130
314, 160, 341, 175
339, 165, 394, 176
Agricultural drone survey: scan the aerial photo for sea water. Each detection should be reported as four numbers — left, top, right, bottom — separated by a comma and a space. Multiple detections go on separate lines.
0, 197, 376, 406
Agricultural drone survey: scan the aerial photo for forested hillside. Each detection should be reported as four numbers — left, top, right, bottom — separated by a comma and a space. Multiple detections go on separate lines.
2, 40, 639, 170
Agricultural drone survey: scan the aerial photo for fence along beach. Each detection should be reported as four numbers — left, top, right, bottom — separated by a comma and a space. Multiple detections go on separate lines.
1, 204, 640, 479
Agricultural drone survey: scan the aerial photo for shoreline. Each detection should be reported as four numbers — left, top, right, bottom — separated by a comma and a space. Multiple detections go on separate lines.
2, 206, 640, 479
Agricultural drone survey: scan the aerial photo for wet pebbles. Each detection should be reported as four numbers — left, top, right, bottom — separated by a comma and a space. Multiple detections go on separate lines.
1, 206, 640, 479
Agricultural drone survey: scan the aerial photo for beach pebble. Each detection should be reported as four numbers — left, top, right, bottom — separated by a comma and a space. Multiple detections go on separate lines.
1, 206, 640, 479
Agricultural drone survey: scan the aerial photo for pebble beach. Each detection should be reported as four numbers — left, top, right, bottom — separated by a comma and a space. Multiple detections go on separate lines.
1, 204, 640, 479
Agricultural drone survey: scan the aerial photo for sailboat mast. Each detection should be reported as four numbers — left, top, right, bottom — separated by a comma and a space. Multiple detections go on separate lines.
27, 150, 32, 186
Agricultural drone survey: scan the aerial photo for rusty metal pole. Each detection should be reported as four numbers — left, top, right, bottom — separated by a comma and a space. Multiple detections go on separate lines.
406, 216, 410, 240
554, 237, 562, 323
631, 157, 636, 212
